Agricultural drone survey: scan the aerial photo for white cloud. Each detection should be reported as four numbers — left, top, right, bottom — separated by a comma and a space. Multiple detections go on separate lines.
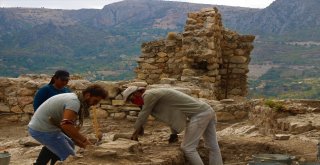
0, 0, 275, 9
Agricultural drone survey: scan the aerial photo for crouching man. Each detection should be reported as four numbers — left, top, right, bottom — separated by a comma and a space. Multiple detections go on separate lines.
122, 86, 223, 165
28, 84, 107, 162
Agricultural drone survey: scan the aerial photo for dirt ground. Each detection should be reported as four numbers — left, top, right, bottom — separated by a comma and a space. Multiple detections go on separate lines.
1, 117, 319, 165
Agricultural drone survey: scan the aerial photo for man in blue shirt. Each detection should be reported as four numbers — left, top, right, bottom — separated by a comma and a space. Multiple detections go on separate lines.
33, 70, 71, 111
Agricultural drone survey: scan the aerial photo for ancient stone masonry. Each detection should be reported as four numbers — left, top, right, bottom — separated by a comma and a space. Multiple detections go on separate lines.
135, 7, 255, 100
0, 75, 251, 124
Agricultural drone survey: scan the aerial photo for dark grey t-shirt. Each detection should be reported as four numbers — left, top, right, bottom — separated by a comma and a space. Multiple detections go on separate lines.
28, 93, 80, 132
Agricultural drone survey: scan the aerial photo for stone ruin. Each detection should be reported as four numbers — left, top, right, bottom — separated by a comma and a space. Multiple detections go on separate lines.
1, 8, 320, 164
135, 7, 255, 100
0, 8, 255, 123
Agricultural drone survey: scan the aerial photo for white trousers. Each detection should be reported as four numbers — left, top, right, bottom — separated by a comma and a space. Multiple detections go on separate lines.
181, 109, 223, 165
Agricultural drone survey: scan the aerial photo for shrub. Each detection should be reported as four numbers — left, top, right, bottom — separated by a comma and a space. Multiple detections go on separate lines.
264, 99, 286, 111
167, 32, 177, 40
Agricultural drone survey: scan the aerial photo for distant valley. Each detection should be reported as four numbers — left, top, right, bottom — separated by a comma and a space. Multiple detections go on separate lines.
0, 0, 319, 98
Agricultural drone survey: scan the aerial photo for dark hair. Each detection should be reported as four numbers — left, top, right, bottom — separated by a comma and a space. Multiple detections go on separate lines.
49, 70, 70, 84
82, 84, 108, 99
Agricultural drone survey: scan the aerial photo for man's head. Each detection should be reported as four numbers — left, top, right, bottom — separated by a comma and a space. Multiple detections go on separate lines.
49, 70, 70, 89
122, 86, 145, 106
82, 84, 108, 106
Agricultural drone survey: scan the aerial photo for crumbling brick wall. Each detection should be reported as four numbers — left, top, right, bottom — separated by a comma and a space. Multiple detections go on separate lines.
135, 8, 255, 100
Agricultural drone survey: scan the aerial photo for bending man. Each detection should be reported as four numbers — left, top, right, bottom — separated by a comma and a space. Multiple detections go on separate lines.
122, 86, 223, 165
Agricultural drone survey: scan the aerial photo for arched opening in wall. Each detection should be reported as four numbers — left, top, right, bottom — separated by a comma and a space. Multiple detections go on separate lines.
191, 59, 209, 74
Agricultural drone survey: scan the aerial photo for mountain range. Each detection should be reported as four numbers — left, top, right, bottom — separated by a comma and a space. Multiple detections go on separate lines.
0, 0, 319, 98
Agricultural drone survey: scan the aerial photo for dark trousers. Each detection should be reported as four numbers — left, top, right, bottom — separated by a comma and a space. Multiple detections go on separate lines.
34, 146, 60, 165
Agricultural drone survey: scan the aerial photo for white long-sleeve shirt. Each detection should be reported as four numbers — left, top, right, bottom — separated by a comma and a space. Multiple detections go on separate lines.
134, 88, 212, 133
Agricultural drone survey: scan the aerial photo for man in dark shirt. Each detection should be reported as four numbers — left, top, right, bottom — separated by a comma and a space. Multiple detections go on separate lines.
33, 70, 71, 111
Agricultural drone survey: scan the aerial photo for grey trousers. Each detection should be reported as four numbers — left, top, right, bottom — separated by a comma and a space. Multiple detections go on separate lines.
181, 109, 223, 165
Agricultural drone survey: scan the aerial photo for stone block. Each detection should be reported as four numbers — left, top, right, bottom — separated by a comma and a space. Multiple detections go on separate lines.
157, 52, 168, 58
145, 58, 156, 63
5, 115, 20, 122
129, 111, 138, 116
160, 78, 177, 84
126, 81, 148, 87
92, 149, 117, 157
207, 70, 219, 76
19, 137, 41, 147
149, 74, 160, 79
216, 112, 236, 122
165, 40, 177, 47
17, 88, 35, 96
207, 64, 219, 70
99, 138, 141, 154
11, 105, 23, 113
0, 77, 11, 87
127, 115, 138, 122
0, 102, 10, 112
18, 96, 33, 107
230, 56, 247, 64
94, 81, 121, 99
273, 134, 291, 140
93, 108, 109, 119
137, 73, 147, 80
239, 35, 255, 42
23, 104, 34, 113
186, 18, 197, 24
100, 99, 112, 104
120, 106, 141, 112
199, 90, 211, 98
234, 49, 245, 56
24, 80, 38, 89
7, 97, 18, 106
234, 111, 248, 119
112, 112, 126, 120
100, 104, 115, 110
68, 80, 89, 90
156, 57, 168, 63
232, 68, 246, 74
112, 100, 125, 106
140, 63, 158, 70
188, 12, 198, 19
182, 69, 196, 76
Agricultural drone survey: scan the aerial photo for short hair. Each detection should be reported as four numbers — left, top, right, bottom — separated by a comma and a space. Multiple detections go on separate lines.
82, 84, 108, 99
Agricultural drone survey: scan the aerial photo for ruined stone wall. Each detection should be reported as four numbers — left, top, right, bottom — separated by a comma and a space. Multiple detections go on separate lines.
135, 8, 255, 100
0, 75, 153, 123
220, 31, 255, 99
0, 75, 251, 124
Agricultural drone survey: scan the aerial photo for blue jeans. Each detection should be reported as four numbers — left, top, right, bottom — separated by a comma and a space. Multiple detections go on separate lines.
28, 127, 75, 161
181, 109, 223, 165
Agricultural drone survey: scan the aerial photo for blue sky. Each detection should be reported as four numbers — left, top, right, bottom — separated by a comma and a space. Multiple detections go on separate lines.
0, 0, 276, 9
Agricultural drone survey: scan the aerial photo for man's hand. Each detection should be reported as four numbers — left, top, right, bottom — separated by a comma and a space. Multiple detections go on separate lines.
82, 138, 92, 148
168, 134, 178, 144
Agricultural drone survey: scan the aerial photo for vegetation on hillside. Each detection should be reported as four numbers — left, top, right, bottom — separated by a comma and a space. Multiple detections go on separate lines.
0, 0, 320, 99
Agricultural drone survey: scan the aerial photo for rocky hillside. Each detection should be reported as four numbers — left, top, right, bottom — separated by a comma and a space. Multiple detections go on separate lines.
0, 0, 256, 79
225, 0, 320, 41
0, 0, 319, 90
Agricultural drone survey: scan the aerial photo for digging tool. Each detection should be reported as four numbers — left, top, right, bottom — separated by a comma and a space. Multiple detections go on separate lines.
91, 106, 103, 145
